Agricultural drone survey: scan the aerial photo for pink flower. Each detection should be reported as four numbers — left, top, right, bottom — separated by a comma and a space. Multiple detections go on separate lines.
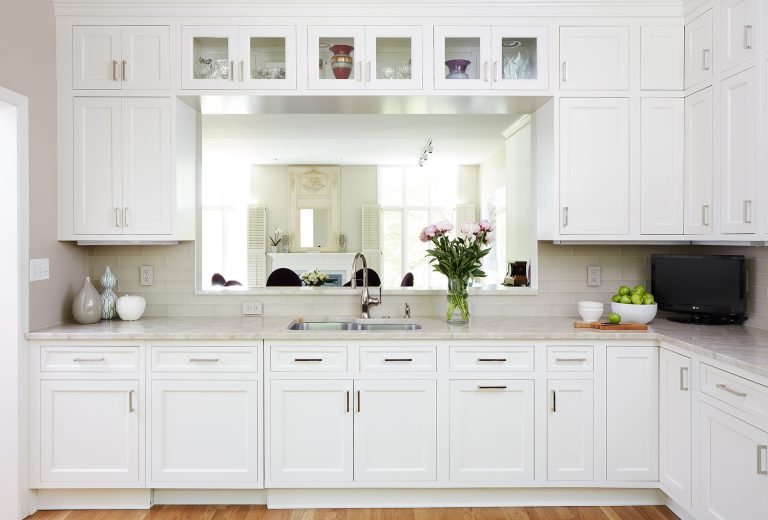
419, 224, 438, 242
435, 220, 453, 233
460, 221, 481, 236
478, 219, 492, 232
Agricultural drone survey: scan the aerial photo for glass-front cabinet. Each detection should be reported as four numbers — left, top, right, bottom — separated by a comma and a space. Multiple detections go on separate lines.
182, 26, 296, 90
308, 26, 422, 90
435, 26, 548, 90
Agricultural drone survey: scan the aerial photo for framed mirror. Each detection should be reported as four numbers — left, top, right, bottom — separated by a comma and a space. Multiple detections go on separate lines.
288, 166, 340, 252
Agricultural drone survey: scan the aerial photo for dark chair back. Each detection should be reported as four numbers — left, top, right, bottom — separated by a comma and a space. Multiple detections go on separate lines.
266, 268, 302, 287
400, 272, 414, 287
343, 268, 381, 287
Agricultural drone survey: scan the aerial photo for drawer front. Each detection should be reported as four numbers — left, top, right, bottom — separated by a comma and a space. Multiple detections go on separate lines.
359, 346, 437, 372
547, 345, 594, 372
270, 345, 348, 372
40, 346, 140, 372
450, 346, 535, 372
151, 346, 260, 373
701, 364, 768, 420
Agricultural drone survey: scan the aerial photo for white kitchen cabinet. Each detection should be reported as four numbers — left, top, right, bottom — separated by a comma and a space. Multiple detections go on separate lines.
720, 0, 757, 73
73, 26, 169, 90
434, 26, 491, 90
354, 380, 436, 482
269, 380, 353, 483
641, 26, 684, 90
40, 379, 140, 483
640, 98, 685, 234
559, 26, 630, 90
449, 380, 534, 482
181, 26, 239, 89
73, 97, 171, 236
309, 26, 421, 90
685, 10, 713, 89
547, 380, 594, 481
684, 87, 714, 234
559, 98, 630, 235
606, 347, 659, 481
150, 380, 259, 484
659, 349, 692, 507
238, 26, 297, 90
700, 402, 768, 520
720, 67, 757, 234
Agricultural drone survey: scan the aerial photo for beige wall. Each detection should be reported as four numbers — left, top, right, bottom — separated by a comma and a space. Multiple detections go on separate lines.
1, 0, 87, 330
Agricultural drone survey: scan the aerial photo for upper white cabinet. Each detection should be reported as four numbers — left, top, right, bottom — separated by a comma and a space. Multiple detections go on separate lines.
720, 0, 757, 72
684, 87, 714, 234
547, 379, 594, 481
700, 403, 768, 520
720, 67, 757, 234
659, 349, 692, 508
181, 26, 296, 90
308, 26, 422, 90
559, 98, 630, 235
640, 98, 685, 234
641, 26, 684, 90
559, 26, 630, 90
606, 347, 659, 481
73, 97, 172, 236
73, 26, 170, 90
685, 10, 714, 88
434, 26, 549, 90
449, 380, 535, 482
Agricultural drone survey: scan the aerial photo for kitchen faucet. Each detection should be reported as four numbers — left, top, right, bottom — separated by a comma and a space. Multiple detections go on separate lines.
351, 252, 381, 319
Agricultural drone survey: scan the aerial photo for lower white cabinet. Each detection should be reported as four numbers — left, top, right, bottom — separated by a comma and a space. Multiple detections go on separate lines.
547, 379, 594, 481
269, 379, 353, 483
39, 379, 140, 484
659, 349, 692, 507
700, 402, 768, 520
150, 380, 260, 484
606, 347, 659, 481
449, 380, 535, 482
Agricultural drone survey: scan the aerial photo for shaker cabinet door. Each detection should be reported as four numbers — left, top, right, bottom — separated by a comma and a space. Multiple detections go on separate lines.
121, 26, 170, 90
659, 349, 693, 507
559, 26, 630, 90
684, 87, 714, 234
73, 26, 122, 90
547, 379, 594, 481
685, 10, 713, 89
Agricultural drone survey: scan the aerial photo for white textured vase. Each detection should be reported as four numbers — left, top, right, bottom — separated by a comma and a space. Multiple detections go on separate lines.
100, 266, 117, 320
72, 277, 103, 324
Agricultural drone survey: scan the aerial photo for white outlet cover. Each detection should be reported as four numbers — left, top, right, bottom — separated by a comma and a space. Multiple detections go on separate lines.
242, 302, 263, 315
140, 265, 154, 286
587, 265, 601, 287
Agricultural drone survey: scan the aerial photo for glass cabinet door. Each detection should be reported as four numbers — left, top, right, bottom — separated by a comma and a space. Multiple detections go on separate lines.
239, 26, 296, 90
365, 26, 422, 90
308, 26, 366, 90
181, 26, 239, 90
491, 26, 549, 90
434, 26, 492, 90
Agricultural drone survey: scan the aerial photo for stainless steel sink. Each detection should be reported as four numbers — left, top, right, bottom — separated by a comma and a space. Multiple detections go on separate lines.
288, 318, 421, 331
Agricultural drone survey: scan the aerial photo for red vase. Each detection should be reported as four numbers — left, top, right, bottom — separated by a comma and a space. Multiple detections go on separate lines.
329, 44, 354, 79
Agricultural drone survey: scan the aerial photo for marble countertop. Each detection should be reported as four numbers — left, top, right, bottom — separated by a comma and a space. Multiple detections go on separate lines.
27, 316, 768, 380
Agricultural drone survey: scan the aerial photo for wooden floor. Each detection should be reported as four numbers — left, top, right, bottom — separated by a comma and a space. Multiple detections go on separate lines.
27, 505, 680, 520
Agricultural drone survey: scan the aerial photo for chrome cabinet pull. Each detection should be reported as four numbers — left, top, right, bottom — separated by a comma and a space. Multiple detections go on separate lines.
744, 200, 753, 224
366, 61, 371, 82
294, 358, 323, 362
229, 60, 235, 81
123, 207, 129, 227
702, 49, 711, 71
73, 357, 105, 362
716, 383, 747, 397
555, 357, 587, 362
114, 208, 121, 228
562, 61, 568, 82
122, 60, 127, 81
759, 445, 768, 476
477, 385, 507, 390
703, 204, 710, 226
493, 61, 498, 82
483, 61, 489, 82
189, 357, 220, 362
477, 358, 506, 362
563, 206, 569, 227
552, 390, 557, 412
356, 61, 362, 82
128, 389, 135, 412
680, 366, 689, 391
384, 358, 413, 362
744, 25, 753, 49
112, 59, 118, 81
345, 390, 350, 413
356, 390, 361, 412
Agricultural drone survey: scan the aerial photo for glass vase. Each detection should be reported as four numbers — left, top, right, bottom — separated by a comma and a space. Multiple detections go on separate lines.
447, 277, 470, 324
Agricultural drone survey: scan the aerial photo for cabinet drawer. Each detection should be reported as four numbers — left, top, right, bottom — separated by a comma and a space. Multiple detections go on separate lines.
547, 345, 594, 372
40, 346, 140, 372
359, 346, 437, 372
701, 364, 768, 421
449, 346, 534, 371
270, 345, 348, 372
151, 345, 259, 373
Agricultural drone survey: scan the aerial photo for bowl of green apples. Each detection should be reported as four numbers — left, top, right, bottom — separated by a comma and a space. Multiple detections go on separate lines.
610, 284, 657, 324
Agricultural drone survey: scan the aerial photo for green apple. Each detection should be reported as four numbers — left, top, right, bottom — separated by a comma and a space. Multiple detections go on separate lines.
632, 285, 646, 295
608, 312, 621, 324
630, 293, 643, 305
643, 294, 655, 305
611, 294, 622, 303
618, 285, 631, 296
620, 295, 632, 304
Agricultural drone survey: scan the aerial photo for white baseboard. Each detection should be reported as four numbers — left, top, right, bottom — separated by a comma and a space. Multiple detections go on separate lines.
153, 489, 267, 505
35, 489, 152, 510
665, 496, 699, 520
266, 488, 668, 509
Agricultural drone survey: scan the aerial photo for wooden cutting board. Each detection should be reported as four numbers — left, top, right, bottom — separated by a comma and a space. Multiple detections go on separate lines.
573, 321, 649, 331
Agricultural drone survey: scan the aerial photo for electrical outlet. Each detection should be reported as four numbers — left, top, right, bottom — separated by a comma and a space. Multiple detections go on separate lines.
140, 265, 154, 286
242, 302, 263, 316
587, 265, 601, 287
30, 258, 50, 282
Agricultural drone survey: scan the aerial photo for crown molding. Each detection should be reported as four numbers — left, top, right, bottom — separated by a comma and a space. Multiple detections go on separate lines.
502, 115, 532, 139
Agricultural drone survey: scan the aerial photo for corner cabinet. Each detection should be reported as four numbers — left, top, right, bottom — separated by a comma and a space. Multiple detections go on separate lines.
659, 349, 692, 507
720, 0, 757, 73
685, 10, 713, 89
73, 97, 171, 236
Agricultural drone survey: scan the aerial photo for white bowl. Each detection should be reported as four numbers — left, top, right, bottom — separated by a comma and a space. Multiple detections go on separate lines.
578, 301, 604, 309
577, 303, 604, 323
610, 302, 658, 324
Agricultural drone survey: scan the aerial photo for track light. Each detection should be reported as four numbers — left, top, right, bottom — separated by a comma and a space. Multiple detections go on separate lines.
418, 138, 433, 166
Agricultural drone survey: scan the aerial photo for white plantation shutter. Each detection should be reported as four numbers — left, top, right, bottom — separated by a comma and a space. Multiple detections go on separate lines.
455, 203, 476, 229
361, 204, 381, 272
247, 205, 267, 288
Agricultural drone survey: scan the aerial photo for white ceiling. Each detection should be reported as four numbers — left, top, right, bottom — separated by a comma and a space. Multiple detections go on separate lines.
202, 114, 518, 165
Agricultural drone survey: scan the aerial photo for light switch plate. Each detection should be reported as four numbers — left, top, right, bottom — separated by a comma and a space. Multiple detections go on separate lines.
140, 265, 154, 286
30, 258, 50, 282
587, 265, 601, 287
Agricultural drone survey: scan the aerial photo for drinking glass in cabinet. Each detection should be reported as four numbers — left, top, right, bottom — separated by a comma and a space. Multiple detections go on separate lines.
319, 37, 356, 80
444, 37, 481, 80
193, 37, 231, 80
249, 36, 287, 80
501, 37, 537, 80
374, 37, 412, 80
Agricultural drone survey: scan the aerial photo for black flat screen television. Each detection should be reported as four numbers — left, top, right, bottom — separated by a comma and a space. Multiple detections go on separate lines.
650, 254, 747, 324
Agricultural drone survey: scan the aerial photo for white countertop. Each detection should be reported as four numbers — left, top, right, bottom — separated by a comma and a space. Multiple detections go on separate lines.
27, 316, 768, 380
